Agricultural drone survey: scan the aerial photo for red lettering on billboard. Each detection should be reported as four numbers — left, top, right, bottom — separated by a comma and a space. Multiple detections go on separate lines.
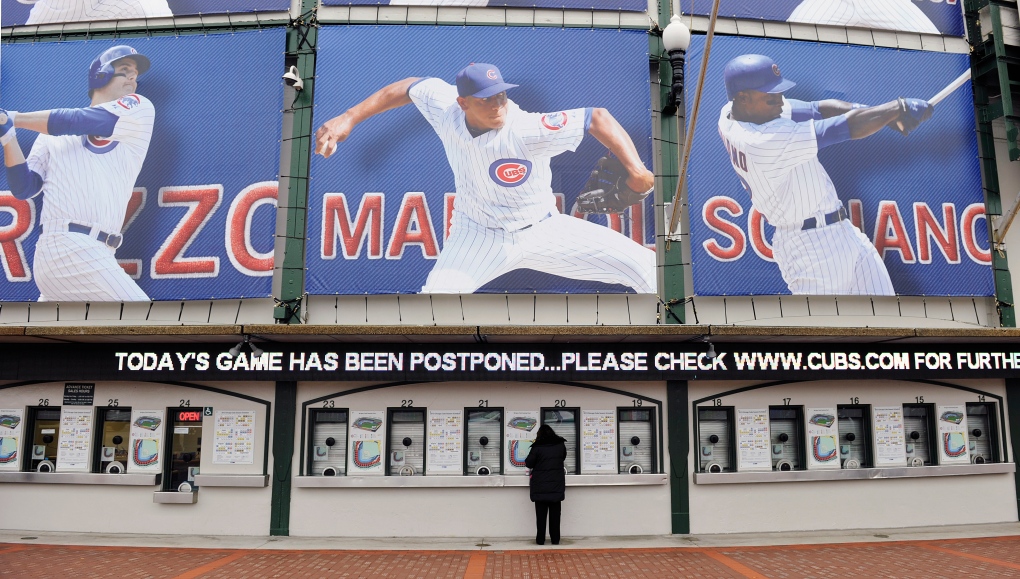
118, 187, 146, 277
914, 202, 959, 264
387, 192, 439, 259
0, 193, 35, 281
151, 185, 222, 278
848, 199, 864, 232
702, 196, 745, 261
873, 200, 915, 263
322, 193, 384, 259
748, 208, 774, 261
227, 182, 277, 276
961, 203, 991, 265
444, 193, 456, 241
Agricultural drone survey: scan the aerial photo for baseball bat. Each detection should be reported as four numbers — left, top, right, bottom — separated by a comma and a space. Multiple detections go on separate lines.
895, 68, 972, 132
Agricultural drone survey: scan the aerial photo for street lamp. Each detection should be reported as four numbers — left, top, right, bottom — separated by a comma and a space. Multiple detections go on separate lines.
661, 14, 691, 116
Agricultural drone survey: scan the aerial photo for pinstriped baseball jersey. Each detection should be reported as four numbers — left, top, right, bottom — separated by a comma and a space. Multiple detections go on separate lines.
389, 0, 485, 4
409, 78, 586, 232
789, 0, 939, 34
25, 0, 171, 25
26, 93, 155, 234
718, 98, 841, 229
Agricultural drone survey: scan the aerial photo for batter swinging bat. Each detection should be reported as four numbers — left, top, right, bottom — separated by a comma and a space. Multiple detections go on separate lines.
895, 68, 971, 132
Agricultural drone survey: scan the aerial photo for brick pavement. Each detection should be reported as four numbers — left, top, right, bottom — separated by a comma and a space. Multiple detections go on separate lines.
2, 536, 1020, 578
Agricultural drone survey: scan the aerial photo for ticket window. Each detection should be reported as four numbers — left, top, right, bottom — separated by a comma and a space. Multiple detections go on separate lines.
93, 407, 131, 474
387, 409, 425, 476
966, 403, 999, 464
542, 408, 580, 474
464, 408, 503, 476
164, 408, 203, 491
618, 408, 656, 474
836, 405, 872, 468
697, 407, 734, 473
769, 407, 804, 471
308, 409, 348, 476
24, 407, 61, 472
903, 404, 936, 466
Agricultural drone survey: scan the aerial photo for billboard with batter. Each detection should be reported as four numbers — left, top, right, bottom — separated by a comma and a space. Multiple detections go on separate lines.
324, 0, 645, 10
306, 26, 655, 295
0, 31, 283, 301
1, 0, 290, 28
685, 36, 992, 296
676, 0, 964, 36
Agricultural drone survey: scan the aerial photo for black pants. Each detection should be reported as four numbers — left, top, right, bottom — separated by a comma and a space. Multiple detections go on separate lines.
534, 501, 561, 544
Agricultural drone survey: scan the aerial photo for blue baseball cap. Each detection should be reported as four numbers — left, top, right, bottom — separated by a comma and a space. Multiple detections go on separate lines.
723, 54, 796, 101
455, 63, 518, 98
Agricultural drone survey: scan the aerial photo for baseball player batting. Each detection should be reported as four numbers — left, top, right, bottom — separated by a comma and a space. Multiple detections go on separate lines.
788, 0, 938, 34
717, 54, 934, 295
314, 63, 656, 294
19, 0, 171, 25
1, 45, 155, 302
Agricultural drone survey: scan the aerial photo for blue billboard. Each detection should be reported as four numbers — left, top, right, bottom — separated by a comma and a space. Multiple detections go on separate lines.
306, 25, 655, 295
324, 0, 646, 10
1, 0, 289, 27
0, 30, 284, 301
685, 35, 992, 296
677, 0, 964, 37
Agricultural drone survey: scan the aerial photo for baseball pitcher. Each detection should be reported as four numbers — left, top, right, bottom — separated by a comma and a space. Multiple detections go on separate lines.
1, 45, 155, 301
717, 54, 933, 295
315, 62, 656, 294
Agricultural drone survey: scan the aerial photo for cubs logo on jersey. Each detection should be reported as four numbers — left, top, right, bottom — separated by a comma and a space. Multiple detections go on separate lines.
540, 112, 568, 131
117, 94, 141, 110
489, 159, 532, 187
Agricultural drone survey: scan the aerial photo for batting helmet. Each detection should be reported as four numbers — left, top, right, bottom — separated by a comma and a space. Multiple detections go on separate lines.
723, 54, 795, 101
88, 45, 150, 92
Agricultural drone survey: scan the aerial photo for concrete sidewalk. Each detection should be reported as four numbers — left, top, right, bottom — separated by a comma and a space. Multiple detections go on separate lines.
2, 521, 1019, 551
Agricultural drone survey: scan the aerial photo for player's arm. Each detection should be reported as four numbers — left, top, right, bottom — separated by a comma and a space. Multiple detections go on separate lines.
0, 110, 44, 200
587, 108, 654, 193
9, 107, 120, 137
315, 77, 421, 159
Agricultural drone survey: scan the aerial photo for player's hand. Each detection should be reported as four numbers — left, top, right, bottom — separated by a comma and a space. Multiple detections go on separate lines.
0, 108, 15, 147
314, 113, 355, 159
893, 97, 933, 136
625, 167, 655, 195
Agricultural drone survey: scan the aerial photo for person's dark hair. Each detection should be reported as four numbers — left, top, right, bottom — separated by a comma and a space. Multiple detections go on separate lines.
533, 424, 562, 445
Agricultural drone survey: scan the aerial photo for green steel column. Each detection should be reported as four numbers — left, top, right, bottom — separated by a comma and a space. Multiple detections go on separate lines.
967, 0, 1016, 328
654, 2, 685, 324
275, 10, 319, 324
269, 381, 298, 536
666, 380, 690, 534
1006, 379, 1020, 520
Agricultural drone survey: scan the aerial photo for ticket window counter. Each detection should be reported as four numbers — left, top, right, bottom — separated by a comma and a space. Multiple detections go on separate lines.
769, 406, 804, 471
387, 409, 425, 476
618, 408, 656, 474
308, 409, 348, 476
465, 408, 503, 476
542, 408, 580, 474
903, 404, 936, 466
697, 407, 734, 473
24, 407, 61, 472
966, 403, 1000, 464
836, 405, 872, 469
93, 407, 131, 474
164, 408, 203, 491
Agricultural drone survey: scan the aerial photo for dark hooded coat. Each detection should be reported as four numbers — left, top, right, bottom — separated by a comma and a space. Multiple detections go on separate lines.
524, 436, 567, 502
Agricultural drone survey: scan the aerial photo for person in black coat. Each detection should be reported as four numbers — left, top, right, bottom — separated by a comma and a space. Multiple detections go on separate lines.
525, 424, 567, 545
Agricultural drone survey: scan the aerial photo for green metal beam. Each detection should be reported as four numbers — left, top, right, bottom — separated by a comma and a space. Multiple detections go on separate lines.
269, 381, 298, 536
666, 380, 690, 534
275, 10, 318, 324
655, 2, 685, 324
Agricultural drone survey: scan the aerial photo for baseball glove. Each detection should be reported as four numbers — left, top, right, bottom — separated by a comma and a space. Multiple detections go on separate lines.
574, 155, 651, 214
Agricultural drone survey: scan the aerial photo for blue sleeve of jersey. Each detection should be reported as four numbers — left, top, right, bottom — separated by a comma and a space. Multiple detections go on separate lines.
584, 108, 593, 131
47, 107, 119, 137
788, 99, 822, 122
814, 115, 851, 149
6, 162, 43, 200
